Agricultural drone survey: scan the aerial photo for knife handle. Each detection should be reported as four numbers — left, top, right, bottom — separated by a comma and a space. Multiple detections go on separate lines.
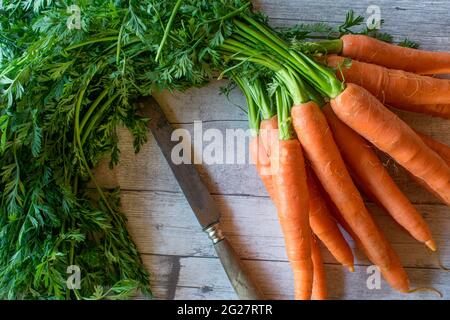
205, 223, 265, 300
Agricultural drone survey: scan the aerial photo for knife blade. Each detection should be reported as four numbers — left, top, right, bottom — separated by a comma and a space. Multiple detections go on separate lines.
136, 96, 264, 300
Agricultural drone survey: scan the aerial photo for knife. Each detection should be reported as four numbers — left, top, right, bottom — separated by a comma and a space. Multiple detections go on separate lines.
136, 96, 264, 300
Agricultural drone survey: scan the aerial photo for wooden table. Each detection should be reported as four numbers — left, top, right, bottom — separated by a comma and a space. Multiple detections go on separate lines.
95, 0, 450, 300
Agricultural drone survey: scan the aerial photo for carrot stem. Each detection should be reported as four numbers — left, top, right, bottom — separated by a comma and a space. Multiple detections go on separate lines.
275, 85, 293, 141
220, 17, 344, 98
233, 74, 260, 136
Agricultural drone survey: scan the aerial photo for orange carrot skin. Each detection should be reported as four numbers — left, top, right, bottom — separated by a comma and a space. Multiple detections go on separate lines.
366, 223, 410, 293
325, 196, 410, 293
271, 139, 313, 300
415, 130, 450, 166
250, 136, 277, 200
253, 120, 314, 299
291, 101, 390, 269
411, 131, 450, 204
255, 117, 355, 269
306, 167, 354, 269
323, 105, 434, 247
259, 116, 279, 158
311, 235, 327, 300
331, 84, 450, 206
327, 55, 450, 107
256, 133, 355, 270
249, 117, 279, 200
341, 34, 450, 75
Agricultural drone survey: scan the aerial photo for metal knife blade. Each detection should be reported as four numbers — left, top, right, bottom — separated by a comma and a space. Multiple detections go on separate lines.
136, 96, 265, 300
136, 96, 219, 230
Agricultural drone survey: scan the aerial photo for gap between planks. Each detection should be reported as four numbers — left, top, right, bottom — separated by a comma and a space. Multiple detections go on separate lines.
140, 253, 450, 300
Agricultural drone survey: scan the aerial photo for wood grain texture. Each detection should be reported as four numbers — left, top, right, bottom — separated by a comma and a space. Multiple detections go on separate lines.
120, 190, 450, 268
94, 0, 450, 300
142, 255, 449, 300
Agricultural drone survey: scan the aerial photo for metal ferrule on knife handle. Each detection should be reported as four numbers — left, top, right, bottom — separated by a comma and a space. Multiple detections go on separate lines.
204, 223, 225, 244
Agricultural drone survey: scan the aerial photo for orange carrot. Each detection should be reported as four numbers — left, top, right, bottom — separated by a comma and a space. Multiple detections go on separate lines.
249, 117, 279, 200
330, 83, 450, 206
325, 196, 410, 292
252, 115, 352, 300
259, 116, 279, 159
250, 136, 276, 200
291, 101, 390, 269
271, 139, 313, 300
340, 34, 450, 75
327, 55, 450, 111
366, 227, 410, 293
410, 130, 450, 203
306, 167, 354, 270
253, 117, 355, 271
323, 105, 436, 250
311, 235, 327, 300
415, 130, 450, 166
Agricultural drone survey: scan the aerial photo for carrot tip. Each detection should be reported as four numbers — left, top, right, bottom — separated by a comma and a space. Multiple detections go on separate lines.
426, 240, 437, 252
346, 265, 355, 273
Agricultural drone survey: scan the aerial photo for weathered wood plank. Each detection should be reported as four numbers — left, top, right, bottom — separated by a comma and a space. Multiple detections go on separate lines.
142, 254, 450, 300
121, 190, 450, 269
154, 80, 247, 123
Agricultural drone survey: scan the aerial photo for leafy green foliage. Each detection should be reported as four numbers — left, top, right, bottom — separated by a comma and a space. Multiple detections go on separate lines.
278, 10, 374, 42
398, 38, 420, 49
0, 0, 258, 301
339, 10, 366, 35
0, 0, 166, 299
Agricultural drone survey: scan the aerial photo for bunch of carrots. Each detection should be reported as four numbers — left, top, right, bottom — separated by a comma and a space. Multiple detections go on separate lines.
225, 17, 450, 300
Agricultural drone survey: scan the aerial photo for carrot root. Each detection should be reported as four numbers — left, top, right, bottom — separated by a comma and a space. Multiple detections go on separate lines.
311, 235, 327, 300
331, 83, 450, 206
341, 34, 450, 75
271, 139, 313, 300
306, 167, 354, 270
292, 101, 390, 269
327, 55, 450, 108
323, 104, 435, 248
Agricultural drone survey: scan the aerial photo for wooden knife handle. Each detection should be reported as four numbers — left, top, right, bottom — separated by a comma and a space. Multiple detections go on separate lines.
206, 224, 265, 300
